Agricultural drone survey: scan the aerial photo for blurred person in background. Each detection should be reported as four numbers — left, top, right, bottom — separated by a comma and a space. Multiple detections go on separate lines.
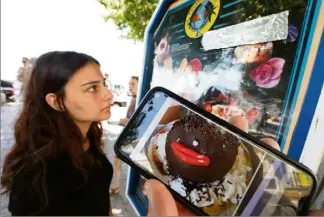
17, 57, 37, 95
109, 76, 139, 194
17, 57, 28, 83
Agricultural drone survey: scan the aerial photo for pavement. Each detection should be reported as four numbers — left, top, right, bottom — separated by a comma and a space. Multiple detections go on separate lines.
0, 101, 136, 216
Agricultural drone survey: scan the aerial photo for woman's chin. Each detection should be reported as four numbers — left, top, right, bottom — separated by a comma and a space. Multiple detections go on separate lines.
98, 112, 111, 121
104, 113, 111, 121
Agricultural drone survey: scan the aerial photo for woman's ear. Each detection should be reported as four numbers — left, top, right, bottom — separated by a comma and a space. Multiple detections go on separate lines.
45, 93, 63, 111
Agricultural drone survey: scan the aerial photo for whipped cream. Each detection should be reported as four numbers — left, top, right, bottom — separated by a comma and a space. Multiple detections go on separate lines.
155, 132, 167, 160
189, 188, 215, 207
169, 177, 215, 208
154, 132, 169, 173
214, 171, 246, 205
167, 157, 250, 208
169, 177, 187, 197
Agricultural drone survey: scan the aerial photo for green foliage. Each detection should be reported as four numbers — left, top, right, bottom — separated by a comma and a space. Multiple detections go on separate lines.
99, 0, 159, 41
240, 0, 307, 22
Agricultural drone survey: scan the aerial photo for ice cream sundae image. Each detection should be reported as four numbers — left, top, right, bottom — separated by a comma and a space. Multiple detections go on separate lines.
234, 42, 273, 64
210, 104, 245, 121
146, 114, 256, 215
197, 87, 246, 122
246, 108, 260, 122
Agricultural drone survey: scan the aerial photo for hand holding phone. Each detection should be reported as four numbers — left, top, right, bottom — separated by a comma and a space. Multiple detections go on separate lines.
114, 87, 318, 216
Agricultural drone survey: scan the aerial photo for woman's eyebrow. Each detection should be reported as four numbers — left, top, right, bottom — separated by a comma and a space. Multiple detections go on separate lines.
81, 80, 101, 86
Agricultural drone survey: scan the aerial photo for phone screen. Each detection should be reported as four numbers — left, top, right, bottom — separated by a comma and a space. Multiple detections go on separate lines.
117, 90, 315, 216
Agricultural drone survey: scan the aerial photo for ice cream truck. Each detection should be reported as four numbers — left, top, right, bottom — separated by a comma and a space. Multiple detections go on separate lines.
124, 0, 324, 215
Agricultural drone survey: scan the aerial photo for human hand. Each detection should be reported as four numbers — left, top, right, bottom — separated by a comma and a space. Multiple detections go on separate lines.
142, 116, 323, 216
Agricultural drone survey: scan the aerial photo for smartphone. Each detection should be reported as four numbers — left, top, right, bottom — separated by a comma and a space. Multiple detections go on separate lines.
114, 87, 318, 216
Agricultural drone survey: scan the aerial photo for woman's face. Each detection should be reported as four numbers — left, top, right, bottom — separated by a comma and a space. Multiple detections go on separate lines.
63, 63, 113, 123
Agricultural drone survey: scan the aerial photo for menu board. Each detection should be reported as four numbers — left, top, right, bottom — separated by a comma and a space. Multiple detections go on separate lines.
126, 0, 322, 215
150, 0, 316, 151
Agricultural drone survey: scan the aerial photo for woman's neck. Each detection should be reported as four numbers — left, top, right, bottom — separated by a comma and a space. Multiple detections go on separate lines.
82, 137, 90, 151
78, 122, 91, 137
75, 121, 92, 151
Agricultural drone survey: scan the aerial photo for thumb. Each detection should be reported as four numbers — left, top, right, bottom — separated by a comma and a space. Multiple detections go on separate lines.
143, 179, 178, 216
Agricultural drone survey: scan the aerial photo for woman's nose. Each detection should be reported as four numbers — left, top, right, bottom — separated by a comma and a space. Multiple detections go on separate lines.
104, 88, 114, 102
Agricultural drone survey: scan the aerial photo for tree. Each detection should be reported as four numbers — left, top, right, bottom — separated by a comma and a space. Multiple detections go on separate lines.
239, 0, 307, 22
99, 0, 159, 41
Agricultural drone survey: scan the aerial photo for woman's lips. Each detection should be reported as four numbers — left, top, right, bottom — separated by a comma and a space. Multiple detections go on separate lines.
171, 142, 210, 167
102, 105, 111, 111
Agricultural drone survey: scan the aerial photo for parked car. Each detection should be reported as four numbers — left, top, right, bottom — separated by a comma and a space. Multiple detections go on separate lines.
1, 80, 16, 102
111, 90, 129, 107
1, 91, 6, 105
110, 84, 129, 107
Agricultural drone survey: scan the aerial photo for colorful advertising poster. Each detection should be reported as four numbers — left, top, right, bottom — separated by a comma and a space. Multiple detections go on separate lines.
150, 0, 317, 152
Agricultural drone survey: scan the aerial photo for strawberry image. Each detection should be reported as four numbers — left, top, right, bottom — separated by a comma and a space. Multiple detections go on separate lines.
188, 58, 202, 74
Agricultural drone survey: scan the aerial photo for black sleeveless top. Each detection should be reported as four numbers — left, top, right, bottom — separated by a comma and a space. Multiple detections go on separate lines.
8, 144, 113, 216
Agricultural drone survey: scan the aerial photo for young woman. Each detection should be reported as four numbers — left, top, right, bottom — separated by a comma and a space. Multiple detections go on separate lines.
1, 51, 114, 216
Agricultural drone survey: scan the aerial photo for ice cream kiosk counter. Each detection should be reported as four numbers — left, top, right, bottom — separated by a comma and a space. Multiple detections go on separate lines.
124, 0, 324, 215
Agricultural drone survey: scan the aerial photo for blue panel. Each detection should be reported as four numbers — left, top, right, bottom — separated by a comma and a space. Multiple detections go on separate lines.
288, 31, 324, 160
276, 0, 323, 156
127, 169, 148, 216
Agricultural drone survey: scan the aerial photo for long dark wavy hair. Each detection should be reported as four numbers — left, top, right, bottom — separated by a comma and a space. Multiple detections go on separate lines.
1, 51, 104, 202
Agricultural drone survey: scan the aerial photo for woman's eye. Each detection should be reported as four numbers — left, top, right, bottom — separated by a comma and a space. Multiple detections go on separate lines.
89, 86, 97, 92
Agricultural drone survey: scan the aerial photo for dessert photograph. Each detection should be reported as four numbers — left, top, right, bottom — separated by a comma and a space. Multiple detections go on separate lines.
152, 35, 287, 142
140, 106, 266, 215
197, 87, 262, 125
234, 42, 274, 65
127, 102, 313, 216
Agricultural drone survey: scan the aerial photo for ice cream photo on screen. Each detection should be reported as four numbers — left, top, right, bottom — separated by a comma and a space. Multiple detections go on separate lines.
129, 100, 265, 215
128, 97, 314, 216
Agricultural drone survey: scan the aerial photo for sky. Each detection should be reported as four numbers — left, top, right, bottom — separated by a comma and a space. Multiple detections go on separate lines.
1, 0, 144, 84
